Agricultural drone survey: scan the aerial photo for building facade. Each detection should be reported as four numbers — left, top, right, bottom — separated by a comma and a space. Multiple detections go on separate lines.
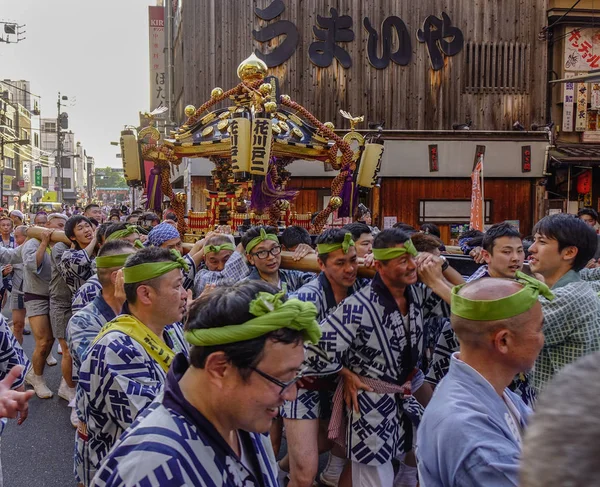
166, 0, 551, 237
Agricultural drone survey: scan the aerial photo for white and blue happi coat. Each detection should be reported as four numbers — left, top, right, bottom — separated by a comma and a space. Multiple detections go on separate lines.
91, 354, 280, 487
75, 318, 188, 486
281, 273, 368, 420
303, 273, 449, 466
59, 248, 95, 295
67, 295, 116, 382
245, 267, 314, 294
416, 353, 530, 487
0, 314, 31, 436
72, 274, 103, 313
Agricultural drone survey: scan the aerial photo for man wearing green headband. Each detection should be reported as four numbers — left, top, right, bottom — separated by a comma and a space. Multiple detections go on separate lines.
242, 225, 314, 293
302, 228, 456, 487
67, 240, 136, 386
279, 229, 367, 487
92, 281, 316, 487
417, 277, 547, 487
192, 231, 250, 297
75, 247, 189, 486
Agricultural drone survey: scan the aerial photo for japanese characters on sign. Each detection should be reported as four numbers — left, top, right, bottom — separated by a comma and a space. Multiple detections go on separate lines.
576, 77, 588, 132
562, 72, 576, 132
148, 6, 166, 113
564, 28, 600, 72
250, 118, 273, 176
521, 146, 531, 173
428, 144, 439, 172
253, 1, 464, 72
231, 116, 252, 174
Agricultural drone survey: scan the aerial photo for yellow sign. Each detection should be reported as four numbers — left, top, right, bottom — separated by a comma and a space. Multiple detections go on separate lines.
2, 176, 13, 192
41, 191, 58, 202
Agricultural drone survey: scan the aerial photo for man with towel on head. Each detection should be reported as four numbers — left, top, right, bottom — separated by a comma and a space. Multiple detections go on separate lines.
74, 247, 189, 486
416, 275, 551, 487
91, 280, 319, 487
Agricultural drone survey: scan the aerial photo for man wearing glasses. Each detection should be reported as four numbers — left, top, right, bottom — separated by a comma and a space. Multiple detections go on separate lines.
91, 280, 320, 487
241, 225, 314, 294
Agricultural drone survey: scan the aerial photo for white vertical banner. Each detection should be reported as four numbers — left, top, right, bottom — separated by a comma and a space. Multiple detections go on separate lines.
562, 72, 576, 132
576, 73, 588, 132
148, 6, 166, 113
592, 83, 600, 110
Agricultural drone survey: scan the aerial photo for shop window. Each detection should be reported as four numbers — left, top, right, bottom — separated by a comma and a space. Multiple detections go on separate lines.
419, 199, 492, 224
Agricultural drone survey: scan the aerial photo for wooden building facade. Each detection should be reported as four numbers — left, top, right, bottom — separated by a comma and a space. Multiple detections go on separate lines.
171, 0, 551, 237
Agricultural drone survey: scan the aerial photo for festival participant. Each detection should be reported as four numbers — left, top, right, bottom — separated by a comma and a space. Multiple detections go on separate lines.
410, 232, 444, 256
8, 210, 24, 227
124, 214, 139, 225
416, 276, 549, 486
84, 204, 102, 226
22, 216, 65, 398
145, 222, 203, 290
280, 225, 312, 251
75, 247, 189, 486
419, 223, 441, 238
0, 216, 16, 308
520, 352, 600, 487
577, 207, 599, 229
303, 228, 456, 487
67, 240, 135, 382
527, 213, 600, 391
242, 225, 314, 293
193, 231, 250, 295
139, 212, 160, 231
90, 280, 318, 487
59, 215, 97, 295
46, 213, 79, 425
466, 222, 525, 281
103, 222, 142, 247
280, 230, 366, 487
10, 226, 28, 343
33, 212, 48, 227
343, 222, 374, 258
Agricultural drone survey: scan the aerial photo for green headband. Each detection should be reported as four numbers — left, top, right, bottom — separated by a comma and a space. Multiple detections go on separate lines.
205, 242, 235, 254
451, 271, 554, 321
106, 225, 139, 242
372, 239, 418, 261
122, 249, 190, 284
185, 290, 322, 346
245, 228, 279, 254
95, 253, 131, 269
317, 233, 355, 255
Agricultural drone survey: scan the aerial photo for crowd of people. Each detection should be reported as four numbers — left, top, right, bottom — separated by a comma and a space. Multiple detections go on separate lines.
0, 203, 598, 486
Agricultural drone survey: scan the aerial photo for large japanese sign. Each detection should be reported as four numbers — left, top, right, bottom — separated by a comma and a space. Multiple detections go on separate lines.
149, 6, 166, 112
253, 1, 464, 72
564, 28, 600, 71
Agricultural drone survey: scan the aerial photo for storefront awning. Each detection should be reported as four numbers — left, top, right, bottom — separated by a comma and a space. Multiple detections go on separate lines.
549, 145, 600, 167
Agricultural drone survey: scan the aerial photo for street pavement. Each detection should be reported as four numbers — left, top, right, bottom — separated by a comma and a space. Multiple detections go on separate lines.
2, 335, 74, 487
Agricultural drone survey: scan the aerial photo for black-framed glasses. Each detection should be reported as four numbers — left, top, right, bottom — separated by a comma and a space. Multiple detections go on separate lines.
249, 366, 306, 395
251, 245, 282, 260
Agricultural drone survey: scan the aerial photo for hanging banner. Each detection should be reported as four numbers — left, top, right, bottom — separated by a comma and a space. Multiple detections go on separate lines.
249, 117, 273, 175
469, 153, 484, 231
576, 77, 588, 132
148, 6, 166, 113
592, 83, 600, 109
562, 72, 576, 132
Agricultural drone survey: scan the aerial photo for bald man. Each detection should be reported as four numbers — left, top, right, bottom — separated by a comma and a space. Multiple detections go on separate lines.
416, 276, 552, 487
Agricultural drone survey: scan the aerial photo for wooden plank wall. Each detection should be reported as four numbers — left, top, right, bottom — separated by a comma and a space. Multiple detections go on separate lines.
177, 0, 547, 130
190, 176, 209, 212
288, 177, 534, 241
379, 178, 535, 242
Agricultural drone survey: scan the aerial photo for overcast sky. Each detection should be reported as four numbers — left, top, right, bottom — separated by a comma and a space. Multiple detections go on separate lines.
0, 0, 155, 168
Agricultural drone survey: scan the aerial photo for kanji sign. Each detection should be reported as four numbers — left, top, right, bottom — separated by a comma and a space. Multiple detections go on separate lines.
148, 6, 166, 112
564, 28, 600, 72
253, 0, 299, 67
34, 165, 42, 187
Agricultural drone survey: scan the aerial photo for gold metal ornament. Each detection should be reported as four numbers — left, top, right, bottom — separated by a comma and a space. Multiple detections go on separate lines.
217, 119, 229, 131
264, 101, 278, 113
324, 122, 335, 130
201, 126, 214, 137
292, 127, 303, 139
271, 122, 282, 135
237, 53, 268, 82
184, 105, 196, 117
280, 94, 291, 103
278, 121, 290, 132
259, 83, 273, 96
211, 87, 224, 99
329, 196, 343, 209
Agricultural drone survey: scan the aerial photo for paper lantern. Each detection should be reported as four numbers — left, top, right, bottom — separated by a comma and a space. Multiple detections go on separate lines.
357, 144, 385, 188
120, 130, 144, 186
577, 170, 592, 194
230, 116, 251, 174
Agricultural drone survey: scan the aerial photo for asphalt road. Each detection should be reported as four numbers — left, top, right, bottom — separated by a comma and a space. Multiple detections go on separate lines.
2, 333, 75, 487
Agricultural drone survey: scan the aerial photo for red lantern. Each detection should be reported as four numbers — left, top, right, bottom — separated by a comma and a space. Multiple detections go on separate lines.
577, 170, 592, 194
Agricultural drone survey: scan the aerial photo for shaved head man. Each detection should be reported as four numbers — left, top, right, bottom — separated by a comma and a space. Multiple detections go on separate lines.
417, 276, 551, 487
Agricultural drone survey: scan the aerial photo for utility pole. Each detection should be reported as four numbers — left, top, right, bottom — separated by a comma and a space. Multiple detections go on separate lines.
56, 92, 62, 202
